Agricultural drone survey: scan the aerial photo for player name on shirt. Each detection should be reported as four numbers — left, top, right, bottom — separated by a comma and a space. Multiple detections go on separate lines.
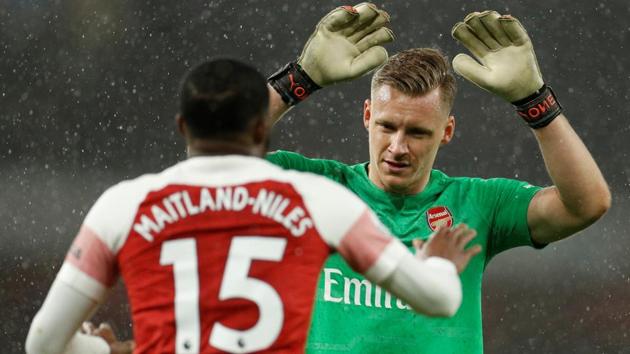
133, 186, 314, 242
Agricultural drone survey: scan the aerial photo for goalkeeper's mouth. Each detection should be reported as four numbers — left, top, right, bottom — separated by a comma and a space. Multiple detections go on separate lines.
384, 159, 410, 173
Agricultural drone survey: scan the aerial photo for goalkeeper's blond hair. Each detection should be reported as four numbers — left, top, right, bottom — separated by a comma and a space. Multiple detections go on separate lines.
371, 48, 457, 111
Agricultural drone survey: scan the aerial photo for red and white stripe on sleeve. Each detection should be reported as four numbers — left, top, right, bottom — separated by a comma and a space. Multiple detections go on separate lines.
58, 176, 159, 301
59, 226, 117, 300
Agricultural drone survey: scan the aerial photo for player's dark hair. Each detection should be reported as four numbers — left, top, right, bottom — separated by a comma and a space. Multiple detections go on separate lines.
180, 58, 269, 139
371, 48, 457, 111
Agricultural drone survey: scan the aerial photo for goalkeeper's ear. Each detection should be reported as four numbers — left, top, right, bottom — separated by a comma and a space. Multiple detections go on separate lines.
439, 115, 456, 146
362, 98, 372, 130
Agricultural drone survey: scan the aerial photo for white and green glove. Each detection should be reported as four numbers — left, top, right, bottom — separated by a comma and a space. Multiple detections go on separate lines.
451, 11, 562, 128
269, 3, 394, 106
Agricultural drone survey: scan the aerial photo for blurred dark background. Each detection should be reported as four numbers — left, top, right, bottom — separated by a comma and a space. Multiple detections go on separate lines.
1, 0, 629, 353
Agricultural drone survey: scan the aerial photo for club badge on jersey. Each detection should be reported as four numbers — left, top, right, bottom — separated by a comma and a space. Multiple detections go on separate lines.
426, 206, 453, 231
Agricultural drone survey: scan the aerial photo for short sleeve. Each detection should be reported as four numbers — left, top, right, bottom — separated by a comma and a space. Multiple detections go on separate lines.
479, 178, 543, 260
59, 181, 143, 299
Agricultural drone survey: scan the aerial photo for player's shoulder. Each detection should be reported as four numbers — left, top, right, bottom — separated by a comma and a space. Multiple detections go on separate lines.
275, 149, 354, 168
97, 170, 164, 204
266, 150, 355, 180
436, 169, 537, 194
281, 168, 367, 218
283, 168, 355, 195
81, 170, 169, 252
85, 163, 184, 225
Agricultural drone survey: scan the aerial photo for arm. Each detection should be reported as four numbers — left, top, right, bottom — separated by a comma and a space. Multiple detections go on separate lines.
451, 11, 611, 244
266, 84, 290, 126
527, 115, 610, 243
366, 240, 462, 317
336, 211, 479, 316
366, 224, 480, 316
25, 275, 109, 354
26, 211, 132, 354
266, 3, 394, 126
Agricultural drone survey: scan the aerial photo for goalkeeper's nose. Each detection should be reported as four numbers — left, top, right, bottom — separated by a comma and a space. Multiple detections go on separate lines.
387, 132, 409, 156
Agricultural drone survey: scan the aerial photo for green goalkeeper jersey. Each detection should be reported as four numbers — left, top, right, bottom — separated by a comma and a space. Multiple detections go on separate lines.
266, 150, 542, 354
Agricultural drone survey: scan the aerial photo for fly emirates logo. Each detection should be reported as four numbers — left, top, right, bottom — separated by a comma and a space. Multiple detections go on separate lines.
133, 186, 313, 241
322, 268, 411, 311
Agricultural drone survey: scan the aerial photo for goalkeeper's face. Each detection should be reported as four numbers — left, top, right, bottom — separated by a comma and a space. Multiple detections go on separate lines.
364, 85, 454, 195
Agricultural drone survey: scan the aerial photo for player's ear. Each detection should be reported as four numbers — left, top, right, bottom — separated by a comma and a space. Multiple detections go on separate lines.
252, 116, 268, 145
176, 114, 187, 137
363, 99, 371, 130
441, 115, 455, 145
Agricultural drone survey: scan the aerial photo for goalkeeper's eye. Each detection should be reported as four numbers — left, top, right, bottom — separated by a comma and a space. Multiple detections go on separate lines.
377, 122, 396, 132
407, 127, 433, 139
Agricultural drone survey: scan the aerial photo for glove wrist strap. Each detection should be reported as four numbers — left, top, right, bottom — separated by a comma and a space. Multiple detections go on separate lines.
268, 62, 321, 106
512, 85, 563, 129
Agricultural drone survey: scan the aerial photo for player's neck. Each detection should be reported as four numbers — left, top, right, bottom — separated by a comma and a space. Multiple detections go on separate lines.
187, 140, 264, 158
366, 163, 431, 195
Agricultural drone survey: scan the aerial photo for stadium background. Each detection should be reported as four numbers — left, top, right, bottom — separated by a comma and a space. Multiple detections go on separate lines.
1, 0, 629, 352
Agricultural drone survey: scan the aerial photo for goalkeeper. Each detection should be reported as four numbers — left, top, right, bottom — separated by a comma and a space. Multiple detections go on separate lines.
266, 6, 611, 353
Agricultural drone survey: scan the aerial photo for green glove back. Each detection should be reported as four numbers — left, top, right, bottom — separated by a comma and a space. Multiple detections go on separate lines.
298, 2, 395, 87
451, 11, 544, 103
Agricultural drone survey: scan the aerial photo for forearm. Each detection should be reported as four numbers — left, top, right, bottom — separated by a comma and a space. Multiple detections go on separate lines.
530, 114, 611, 240
266, 84, 291, 126
535, 114, 610, 215
364, 241, 462, 317
27, 328, 110, 354
26, 278, 109, 354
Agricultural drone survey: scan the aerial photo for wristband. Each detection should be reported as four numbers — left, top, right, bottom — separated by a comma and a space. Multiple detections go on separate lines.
512, 85, 563, 129
268, 62, 321, 106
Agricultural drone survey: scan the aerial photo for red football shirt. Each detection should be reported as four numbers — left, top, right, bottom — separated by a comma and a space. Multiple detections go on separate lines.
60, 156, 394, 353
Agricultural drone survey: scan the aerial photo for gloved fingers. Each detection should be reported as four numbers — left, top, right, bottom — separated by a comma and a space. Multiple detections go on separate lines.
348, 12, 390, 43
347, 4, 390, 42
350, 46, 389, 77
464, 11, 501, 51
319, 5, 360, 32
451, 22, 490, 60
355, 27, 395, 52
499, 15, 530, 46
452, 54, 491, 88
478, 10, 512, 47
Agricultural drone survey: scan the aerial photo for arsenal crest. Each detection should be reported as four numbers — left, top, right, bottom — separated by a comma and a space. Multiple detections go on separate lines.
426, 206, 453, 231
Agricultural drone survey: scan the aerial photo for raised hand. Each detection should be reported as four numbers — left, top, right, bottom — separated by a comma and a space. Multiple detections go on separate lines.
298, 2, 394, 87
451, 11, 544, 103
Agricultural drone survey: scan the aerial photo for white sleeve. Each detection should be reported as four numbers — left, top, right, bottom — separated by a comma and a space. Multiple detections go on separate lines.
60, 182, 135, 299
25, 278, 110, 354
364, 239, 462, 317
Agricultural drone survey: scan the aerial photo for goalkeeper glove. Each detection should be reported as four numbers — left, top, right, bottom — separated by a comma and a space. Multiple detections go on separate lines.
269, 3, 394, 106
451, 11, 562, 128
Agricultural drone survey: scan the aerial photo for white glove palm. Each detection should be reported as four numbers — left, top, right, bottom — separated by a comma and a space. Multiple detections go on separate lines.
298, 3, 394, 87
451, 11, 544, 102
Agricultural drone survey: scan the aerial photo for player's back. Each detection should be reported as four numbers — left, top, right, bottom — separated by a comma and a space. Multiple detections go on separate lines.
89, 155, 362, 353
